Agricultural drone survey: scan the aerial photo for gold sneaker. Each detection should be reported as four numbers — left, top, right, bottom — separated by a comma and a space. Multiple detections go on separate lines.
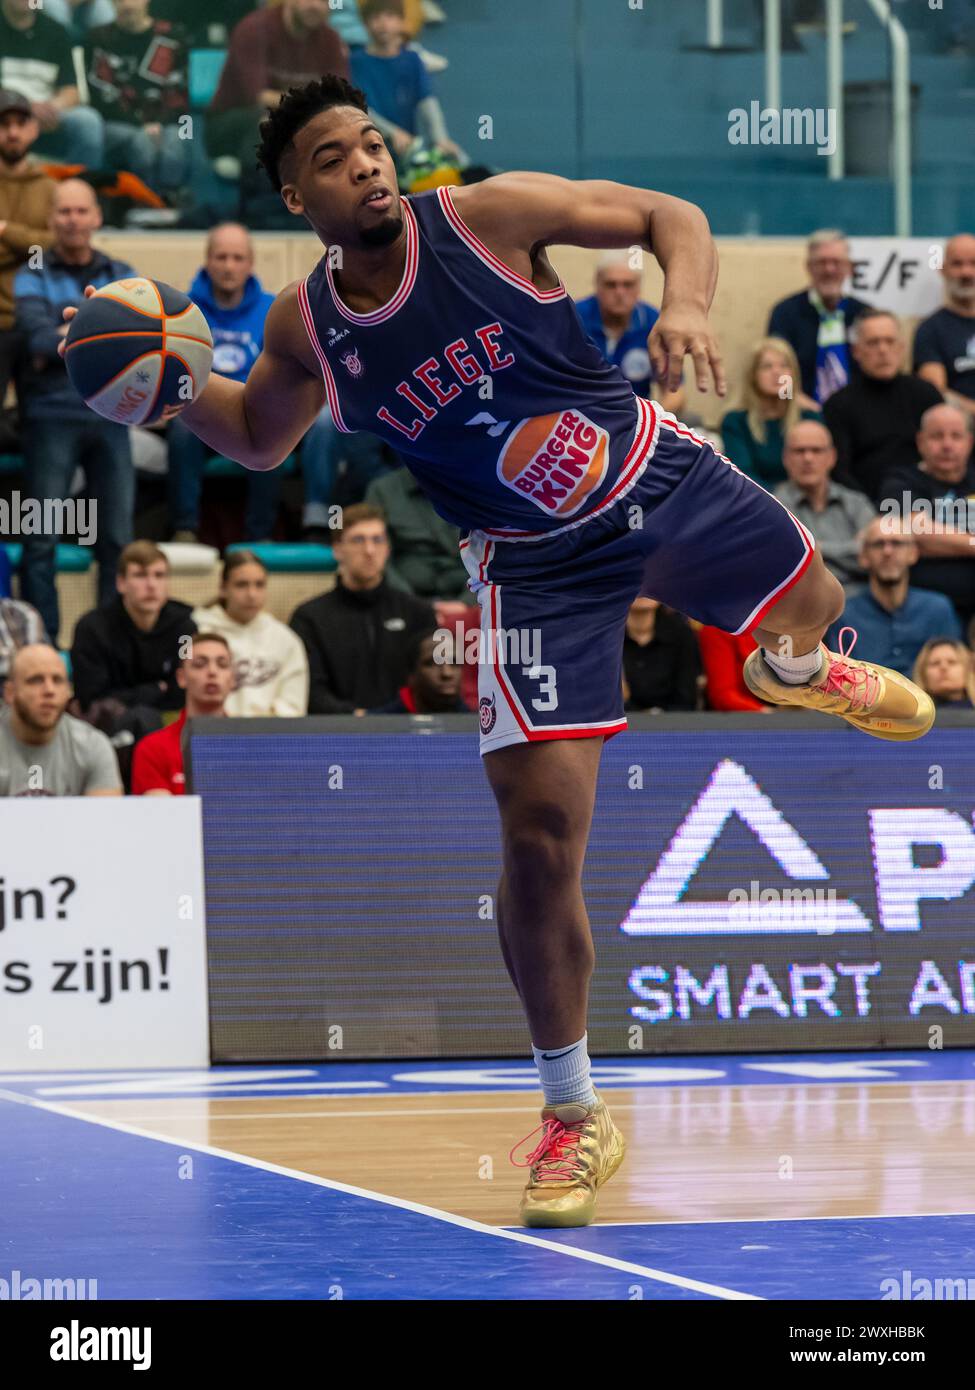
509, 1096, 625, 1228
742, 628, 935, 742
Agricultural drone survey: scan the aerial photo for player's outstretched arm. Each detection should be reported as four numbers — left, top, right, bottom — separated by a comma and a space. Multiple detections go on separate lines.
59, 283, 326, 470
451, 171, 724, 397
178, 285, 327, 469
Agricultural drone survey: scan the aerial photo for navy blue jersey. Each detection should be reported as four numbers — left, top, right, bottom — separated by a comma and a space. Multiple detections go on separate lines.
297, 187, 653, 535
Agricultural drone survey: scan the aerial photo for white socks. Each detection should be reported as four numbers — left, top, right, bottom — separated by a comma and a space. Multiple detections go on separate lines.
532, 1033, 597, 1109
762, 645, 826, 685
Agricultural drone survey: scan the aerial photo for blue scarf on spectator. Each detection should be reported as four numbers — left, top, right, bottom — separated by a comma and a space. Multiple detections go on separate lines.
809, 289, 853, 402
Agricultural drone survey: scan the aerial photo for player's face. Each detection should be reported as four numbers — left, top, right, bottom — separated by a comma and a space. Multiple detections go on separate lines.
783, 428, 835, 486
851, 317, 902, 380
0, 111, 39, 164
806, 241, 851, 299
179, 642, 235, 708
923, 644, 967, 699
5, 652, 71, 733
117, 561, 169, 617
221, 564, 267, 624
943, 237, 975, 304
918, 408, 971, 481
282, 108, 402, 250
335, 521, 390, 587
596, 270, 640, 320
414, 638, 462, 708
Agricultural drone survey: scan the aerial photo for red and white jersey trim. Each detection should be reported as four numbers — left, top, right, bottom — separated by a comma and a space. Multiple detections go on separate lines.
481, 395, 659, 543
325, 196, 420, 324
296, 277, 352, 433
437, 185, 567, 302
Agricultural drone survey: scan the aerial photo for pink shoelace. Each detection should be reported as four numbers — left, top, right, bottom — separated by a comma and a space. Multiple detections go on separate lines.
820, 626, 880, 713
509, 1117, 586, 1183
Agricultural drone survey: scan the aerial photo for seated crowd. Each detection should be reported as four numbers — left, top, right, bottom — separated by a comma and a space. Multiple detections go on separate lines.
1, 3, 974, 792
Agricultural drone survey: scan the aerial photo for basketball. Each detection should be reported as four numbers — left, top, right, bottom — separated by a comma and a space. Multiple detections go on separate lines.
64, 277, 213, 427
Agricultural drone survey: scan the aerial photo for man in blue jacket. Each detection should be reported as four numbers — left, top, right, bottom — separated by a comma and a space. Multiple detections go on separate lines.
167, 222, 281, 542
14, 178, 135, 643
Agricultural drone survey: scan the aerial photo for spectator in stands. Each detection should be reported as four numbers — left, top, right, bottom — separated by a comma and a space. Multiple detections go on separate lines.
131, 630, 235, 794
207, 0, 349, 177
84, 0, 190, 192
364, 465, 471, 601
71, 540, 195, 714
0, 595, 50, 678
191, 550, 309, 716
300, 414, 391, 541
825, 517, 962, 677
575, 252, 685, 416
290, 503, 434, 714
351, 0, 463, 172
168, 223, 283, 543
15, 179, 136, 641
914, 234, 975, 421
774, 419, 876, 595
823, 309, 943, 503
0, 643, 121, 795
0, 0, 105, 168
0, 90, 56, 405
720, 337, 818, 487
43, 2, 115, 41
370, 628, 466, 712
912, 637, 975, 710
622, 598, 700, 712
878, 403, 975, 625
767, 228, 870, 407
696, 626, 769, 713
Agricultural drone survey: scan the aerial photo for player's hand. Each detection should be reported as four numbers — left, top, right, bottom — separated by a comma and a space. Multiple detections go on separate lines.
57, 284, 97, 358
649, 305, 726, 397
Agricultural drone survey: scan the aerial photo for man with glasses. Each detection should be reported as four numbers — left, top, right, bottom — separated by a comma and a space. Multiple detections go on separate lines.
768, 228, 871, 408
775, 419, 877, 595
826, 516, 962, 676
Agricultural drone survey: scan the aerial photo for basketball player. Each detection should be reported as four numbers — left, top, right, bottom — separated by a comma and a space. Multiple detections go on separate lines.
64, 76, 934, 1228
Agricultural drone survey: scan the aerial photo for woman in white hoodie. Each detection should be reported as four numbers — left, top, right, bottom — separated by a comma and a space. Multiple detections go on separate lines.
192, 551, 309, 716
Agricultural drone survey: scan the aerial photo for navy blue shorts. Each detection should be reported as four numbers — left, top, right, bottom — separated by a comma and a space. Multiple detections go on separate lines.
460, 400, 815, 755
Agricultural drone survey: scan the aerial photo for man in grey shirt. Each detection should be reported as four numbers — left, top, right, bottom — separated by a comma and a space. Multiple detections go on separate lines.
0, 644, 121, 796
775, 419, 877, 595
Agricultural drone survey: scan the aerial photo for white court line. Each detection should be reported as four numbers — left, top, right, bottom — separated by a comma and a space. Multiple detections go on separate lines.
588, 1210, 975, 1227
0, 1088, 759, 1302
73, 1090, 975, 1122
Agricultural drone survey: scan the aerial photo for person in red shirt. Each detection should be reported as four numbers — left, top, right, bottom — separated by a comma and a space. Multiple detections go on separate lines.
207, 0, 349, 173
697, 625, 774, 713
131, 632, 235, 794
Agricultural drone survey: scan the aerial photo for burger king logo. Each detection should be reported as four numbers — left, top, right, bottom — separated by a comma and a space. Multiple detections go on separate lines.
496, 409, 609, 516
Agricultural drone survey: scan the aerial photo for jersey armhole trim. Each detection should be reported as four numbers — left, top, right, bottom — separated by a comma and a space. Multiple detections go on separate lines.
436, 185, 567, 303
297, 275, 351, 434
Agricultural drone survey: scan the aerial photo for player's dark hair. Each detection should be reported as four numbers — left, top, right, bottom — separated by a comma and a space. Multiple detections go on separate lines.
256, 75, 371, 193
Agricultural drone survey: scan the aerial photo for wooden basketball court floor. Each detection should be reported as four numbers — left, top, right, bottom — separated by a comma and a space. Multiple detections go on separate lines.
3, 1051, 974, 1300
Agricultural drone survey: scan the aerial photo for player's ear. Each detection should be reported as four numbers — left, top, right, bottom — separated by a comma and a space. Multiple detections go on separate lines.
280, 183, 304, 217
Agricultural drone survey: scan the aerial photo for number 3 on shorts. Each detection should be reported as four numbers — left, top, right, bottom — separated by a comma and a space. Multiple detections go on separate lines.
524, 664, 558, 711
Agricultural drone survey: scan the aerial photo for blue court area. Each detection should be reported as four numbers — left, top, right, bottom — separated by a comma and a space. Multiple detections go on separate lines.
2, 1051, 974, 1301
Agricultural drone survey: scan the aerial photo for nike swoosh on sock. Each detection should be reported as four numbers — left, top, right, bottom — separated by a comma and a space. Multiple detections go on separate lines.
540, 1045, 580, 1060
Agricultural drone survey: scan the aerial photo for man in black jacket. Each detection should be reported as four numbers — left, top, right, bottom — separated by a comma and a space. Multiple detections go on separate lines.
70, 540, 196, 713
824, 309, 943, 503
290, 503, 435, 714
767, 228, 871, 407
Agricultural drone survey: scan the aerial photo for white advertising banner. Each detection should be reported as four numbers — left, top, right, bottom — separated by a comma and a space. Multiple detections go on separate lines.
0, 798, 208, 1071
847, 237, 946, 321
